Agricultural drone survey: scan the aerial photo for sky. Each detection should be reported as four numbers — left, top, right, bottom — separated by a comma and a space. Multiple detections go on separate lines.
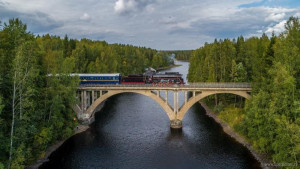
0, 0, 300, 50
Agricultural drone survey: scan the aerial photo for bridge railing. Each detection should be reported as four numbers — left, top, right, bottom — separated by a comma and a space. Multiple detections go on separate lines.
79, 82, 251, 88
187, 82, 251, 88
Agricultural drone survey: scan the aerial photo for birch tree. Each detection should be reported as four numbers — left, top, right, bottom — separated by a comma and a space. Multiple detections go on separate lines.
8, 41, 38, 169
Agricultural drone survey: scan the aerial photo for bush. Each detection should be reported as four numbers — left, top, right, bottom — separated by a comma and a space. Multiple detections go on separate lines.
0, 162, 4, 169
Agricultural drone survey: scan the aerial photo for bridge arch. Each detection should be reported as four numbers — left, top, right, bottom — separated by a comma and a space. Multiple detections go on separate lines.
177, 90, 251, 120
84, 90, 175, 121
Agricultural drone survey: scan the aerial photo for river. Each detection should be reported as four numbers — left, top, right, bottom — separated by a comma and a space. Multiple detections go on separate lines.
40, 60, 260, 169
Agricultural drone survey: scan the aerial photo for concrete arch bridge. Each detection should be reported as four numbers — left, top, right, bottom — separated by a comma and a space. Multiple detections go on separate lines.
73, 83, 251, 129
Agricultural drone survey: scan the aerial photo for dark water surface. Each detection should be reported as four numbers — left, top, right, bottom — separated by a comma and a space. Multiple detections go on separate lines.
40, 61, 260, 169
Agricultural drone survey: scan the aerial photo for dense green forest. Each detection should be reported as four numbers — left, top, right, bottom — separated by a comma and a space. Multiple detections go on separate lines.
188, 17, 300, 167
0, 19, 172, 169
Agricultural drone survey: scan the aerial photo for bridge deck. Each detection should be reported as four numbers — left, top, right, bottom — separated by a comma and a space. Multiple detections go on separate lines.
78, 83, 252, 91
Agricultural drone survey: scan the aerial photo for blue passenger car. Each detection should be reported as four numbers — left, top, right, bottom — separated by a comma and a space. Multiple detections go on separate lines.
77, 73, 121, 84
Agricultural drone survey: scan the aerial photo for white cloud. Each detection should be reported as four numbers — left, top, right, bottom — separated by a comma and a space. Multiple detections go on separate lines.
265, 20, 286, 34
114, 0, 156, 15
265, 12, 285, 21
80, 13, 90, 21
114, 0, 133, 13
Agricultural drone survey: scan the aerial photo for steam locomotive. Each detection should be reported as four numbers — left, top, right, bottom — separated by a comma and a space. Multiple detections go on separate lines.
78, 71, 184, 85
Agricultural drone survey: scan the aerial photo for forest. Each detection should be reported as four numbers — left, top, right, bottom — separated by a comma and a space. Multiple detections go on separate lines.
188, 17, 300, 167
0, 19, 172, 169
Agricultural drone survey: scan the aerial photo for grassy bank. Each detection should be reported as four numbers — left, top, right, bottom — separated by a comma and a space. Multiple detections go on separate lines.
201, 102, 276, 169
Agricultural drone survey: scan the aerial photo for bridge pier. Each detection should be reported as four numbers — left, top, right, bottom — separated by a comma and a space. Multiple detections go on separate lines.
170, 91, 182, 129
170, 119, 182, 129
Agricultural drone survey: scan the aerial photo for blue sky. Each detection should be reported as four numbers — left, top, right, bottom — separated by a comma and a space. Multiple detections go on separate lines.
240, 0, 300, 8
0, 0, 300, 50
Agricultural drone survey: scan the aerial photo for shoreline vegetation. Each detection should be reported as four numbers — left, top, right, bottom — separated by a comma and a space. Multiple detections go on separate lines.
199, 101, 277, 169
30, 101, 106, 169
27, 125, 90, 169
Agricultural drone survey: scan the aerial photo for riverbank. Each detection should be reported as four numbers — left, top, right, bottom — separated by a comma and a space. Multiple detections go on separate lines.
27, 125, 90, 169
199, 101, 277, 169
175, 59, 189, 62
28, 101, 106, 168
156, 64, 181, 71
